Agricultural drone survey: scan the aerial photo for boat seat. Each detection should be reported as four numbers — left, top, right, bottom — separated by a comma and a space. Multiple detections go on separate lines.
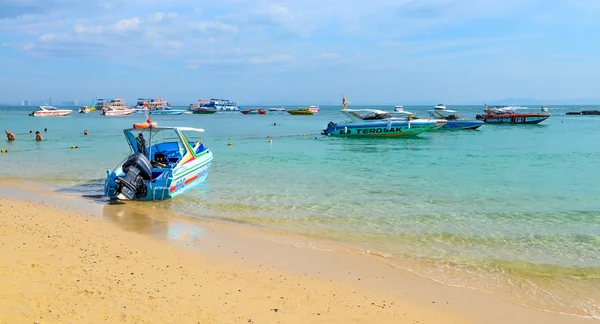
152, 152, 168, 168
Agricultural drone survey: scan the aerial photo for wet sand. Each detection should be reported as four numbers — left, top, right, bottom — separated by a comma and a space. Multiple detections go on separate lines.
0, 185, 595, 323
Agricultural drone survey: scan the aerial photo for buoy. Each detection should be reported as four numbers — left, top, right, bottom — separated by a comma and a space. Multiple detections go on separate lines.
303, 134, 306, 136
71, 146, 78, 149
314, 136, 318, 140
228, 142, 232, 146
269, 139, 273, 143
133, 122, 157, 129
1, 149, 6, 153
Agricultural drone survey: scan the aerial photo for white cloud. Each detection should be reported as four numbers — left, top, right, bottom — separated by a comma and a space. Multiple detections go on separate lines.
249, 54, 294, 64
114, 17, 140, 32
191, 21, 238, 34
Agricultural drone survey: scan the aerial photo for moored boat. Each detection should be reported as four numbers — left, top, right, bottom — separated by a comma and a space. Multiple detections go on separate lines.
29, 106, 73, 117
102, 108, 134, 116
269, 107, 286, 112
192, 108, 217, 114
305, 105, 319, 113
190, 98, 240, 111
428, 109, 484, 130
78, 106, 96, 114
287, 108, 314, 115
104, 121, 213, 201
150, 107, 187, 115
322, 109, 437, 137
241, 109, 267, 115
434, 104, 446, 110
476, 105, 549, 124
541, 104, 549, 112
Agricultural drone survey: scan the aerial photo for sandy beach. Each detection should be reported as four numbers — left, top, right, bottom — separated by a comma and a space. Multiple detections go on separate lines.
0, 186, 595, 323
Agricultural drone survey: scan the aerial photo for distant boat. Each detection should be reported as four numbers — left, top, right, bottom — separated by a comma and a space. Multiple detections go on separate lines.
434, 104, 446, 110
78, 106, 96, 114
29, 106, 73, 117
428, 109, 484, 130
241, 109, 267, 115
305, 105, 320, 113
269, 107, 286, 112
102, 108, 134, 116
287, 108, 314, 115
150, 107, 186, 115
541, 104, 549, 112
192, 108, 217, 114
476, 105, 549, 124
322, 109, 437, 137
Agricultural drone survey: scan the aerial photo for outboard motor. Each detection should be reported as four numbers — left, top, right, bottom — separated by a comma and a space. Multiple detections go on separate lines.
322, 121, 335, 135
114, 152, 152, 200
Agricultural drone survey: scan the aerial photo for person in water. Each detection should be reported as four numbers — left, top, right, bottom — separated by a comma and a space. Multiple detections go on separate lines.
29, 130, 33, 135
35, 131, 43, 141
83, 130, 89, 136
44, 128, 47, 132
5, 129, 15, 141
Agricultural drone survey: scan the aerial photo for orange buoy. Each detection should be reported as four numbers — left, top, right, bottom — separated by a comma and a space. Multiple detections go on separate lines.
133, 122, 157, 129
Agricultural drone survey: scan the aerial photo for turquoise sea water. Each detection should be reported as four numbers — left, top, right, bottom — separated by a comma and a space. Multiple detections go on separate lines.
1, 104, 599, 318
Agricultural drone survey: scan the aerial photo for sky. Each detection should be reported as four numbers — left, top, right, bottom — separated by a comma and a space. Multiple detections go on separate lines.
1, 0, 599, 105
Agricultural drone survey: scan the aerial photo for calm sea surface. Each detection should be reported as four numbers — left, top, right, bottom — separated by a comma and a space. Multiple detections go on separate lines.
1, 104, 599, 318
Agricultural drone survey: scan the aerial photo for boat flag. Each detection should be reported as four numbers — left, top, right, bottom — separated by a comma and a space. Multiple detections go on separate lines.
342, 95, 348, 110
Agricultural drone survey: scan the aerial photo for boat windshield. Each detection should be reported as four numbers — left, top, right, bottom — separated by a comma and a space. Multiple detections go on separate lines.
124, 128, 189, 168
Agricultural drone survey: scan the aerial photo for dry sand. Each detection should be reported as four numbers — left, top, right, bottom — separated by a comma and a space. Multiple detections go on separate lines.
0, 191, 594, 324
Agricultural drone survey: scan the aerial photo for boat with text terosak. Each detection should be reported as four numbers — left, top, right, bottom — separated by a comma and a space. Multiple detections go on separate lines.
322, 109, 437, 137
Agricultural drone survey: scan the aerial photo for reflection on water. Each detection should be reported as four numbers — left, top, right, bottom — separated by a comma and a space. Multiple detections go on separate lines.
101, 200, 205, 243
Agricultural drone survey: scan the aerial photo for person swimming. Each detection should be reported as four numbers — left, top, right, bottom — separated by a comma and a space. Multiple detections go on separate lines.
84, 130, 89, 136
35, 131, 43, 141
5, 129, 15, 141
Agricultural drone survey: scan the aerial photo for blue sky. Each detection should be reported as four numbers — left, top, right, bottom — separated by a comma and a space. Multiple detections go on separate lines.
1, 0, 599, 105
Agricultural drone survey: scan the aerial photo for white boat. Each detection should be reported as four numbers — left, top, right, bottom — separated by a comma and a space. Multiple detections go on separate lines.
135, 98, 171, 113
322, 109, 438, 137
305, 105, 320, 113
434, 104, 447, 110
150, 107, 187, 115
541, 104, 549, 112
29, 106, 73, 117
268, 107, 286, 112
102, 108, 134, 116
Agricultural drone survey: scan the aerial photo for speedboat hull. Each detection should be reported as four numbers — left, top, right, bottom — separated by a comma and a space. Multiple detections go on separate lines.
192, 109, 217, 114
104, 154, 213, 201
103, 109, 134, 116
150, 110, 186, 115
104, 126, 213, 201
322, 120, 436, 137
33, 111, 73, 117
475, 113, 549, 124
442, 120, 484, 130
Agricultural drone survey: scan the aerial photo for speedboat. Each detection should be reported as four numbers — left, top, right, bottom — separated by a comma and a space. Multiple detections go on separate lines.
241, 109, 267, 115
78, 106, 96, 114
269, 107, 286, 112
434, 104, 446, 110
104, 121, 213, 201
150, 107, 187, 115
428, 109, 484, 130
192, 108, 217, 114
287, 108, 314, 115
541, 104, 549, 112
102, 108, 134, 116
322, 109, 437, 137
29, 106, 73, 117
305, 105, 320, 113
476, 105, 549, 124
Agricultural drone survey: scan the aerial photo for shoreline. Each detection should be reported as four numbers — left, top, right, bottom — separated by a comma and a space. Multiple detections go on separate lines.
0, 182, 596, 323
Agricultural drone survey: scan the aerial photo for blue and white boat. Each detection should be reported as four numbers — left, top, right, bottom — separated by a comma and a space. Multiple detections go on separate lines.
104, 122, 213, 201
428, 108, 484, 130
322, 109, 438, 137
150, 107, 187, 115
